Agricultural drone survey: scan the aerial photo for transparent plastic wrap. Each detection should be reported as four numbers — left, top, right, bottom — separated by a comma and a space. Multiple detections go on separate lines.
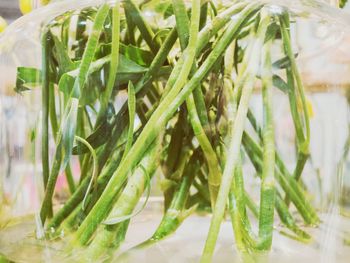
0, 0, 350, 262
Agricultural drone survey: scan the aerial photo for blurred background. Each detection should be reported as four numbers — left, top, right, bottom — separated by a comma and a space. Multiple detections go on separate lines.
1, 0, 350, 23
0, 0, 22, 23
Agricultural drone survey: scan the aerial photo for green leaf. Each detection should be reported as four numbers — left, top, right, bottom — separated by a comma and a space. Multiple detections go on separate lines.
58, 73, 75, 97
15, 67, 42, 94
60, 98, 79, 169
139, 0, 173, 18
272, 53, 298, 70
153, 28, 171, 42
123, 0, 160, 54
99, 3, 120, 124
73, 4, 110, 97
60, 4, 110, 170
124, 6, 137, 45
117, 54, 148, 74
58, 54, 147, 101
0, 252, 13, 263
160, 178, 178, 192
273, 75, 290, 93
164, 4, 174, 19
112, 54, 149, 85
30, 128, 36, 142
121, 81, 136, 160
340, 0, 348, 8
80, 73, 101, 105
72, 119, 112, 155
75, 135, 98, 211
265, 22, 279, 43
208, 1, 218, 17
52, 34, 75, 74
120, 43, 153, 66
72, 103, 116, 155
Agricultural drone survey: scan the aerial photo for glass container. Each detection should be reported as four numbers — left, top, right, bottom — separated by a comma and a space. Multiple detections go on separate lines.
0, 0, 350, 262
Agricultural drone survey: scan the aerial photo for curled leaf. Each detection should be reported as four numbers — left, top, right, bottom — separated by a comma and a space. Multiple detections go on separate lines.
74, 136, 98, 211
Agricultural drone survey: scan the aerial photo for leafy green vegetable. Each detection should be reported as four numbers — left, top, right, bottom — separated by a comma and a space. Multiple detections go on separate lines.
58, 54, 147, 99
11, 1, 320, 262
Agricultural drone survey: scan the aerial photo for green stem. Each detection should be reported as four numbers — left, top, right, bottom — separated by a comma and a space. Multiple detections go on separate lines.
162, 1, 253, 99
194, 179, 211, 203
201, 16, 268, 262
121, 81, 135, 161
40, 141, 63, 223
242, 133, 311, 242
173, 0, 221, 207
279, 13, 310, 184
244, 191, 259, 218
96, 1, 249, 175
73, 2, 251, 246
85, 139, 161, 260
199, 2, 208, 30
74, 136, 98, 210
258, 32, 276, 250
96, 28, 178, 171
187, 94, 222, 207
74, 13, 87, 59
242, 132, 319, 225
151, 151, 200, 241
49, 84, 75, 194
65, 165, 76, 194
275, 193, 311, 242
129, 150, 202, 254
164, 143, 192, 209
40, 4, 110, 224
49, 84, 58, 140
47, 176, 90, 229
122, 0, 161, 54
229, 155, 257, 252
41, 31, 51, 190
96, 2, 120, 126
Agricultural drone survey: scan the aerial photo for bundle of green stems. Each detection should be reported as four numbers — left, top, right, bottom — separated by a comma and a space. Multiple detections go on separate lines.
15, 0, 320, 261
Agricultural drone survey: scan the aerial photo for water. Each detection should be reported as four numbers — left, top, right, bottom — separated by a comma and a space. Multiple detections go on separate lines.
1, 201, 349, 263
